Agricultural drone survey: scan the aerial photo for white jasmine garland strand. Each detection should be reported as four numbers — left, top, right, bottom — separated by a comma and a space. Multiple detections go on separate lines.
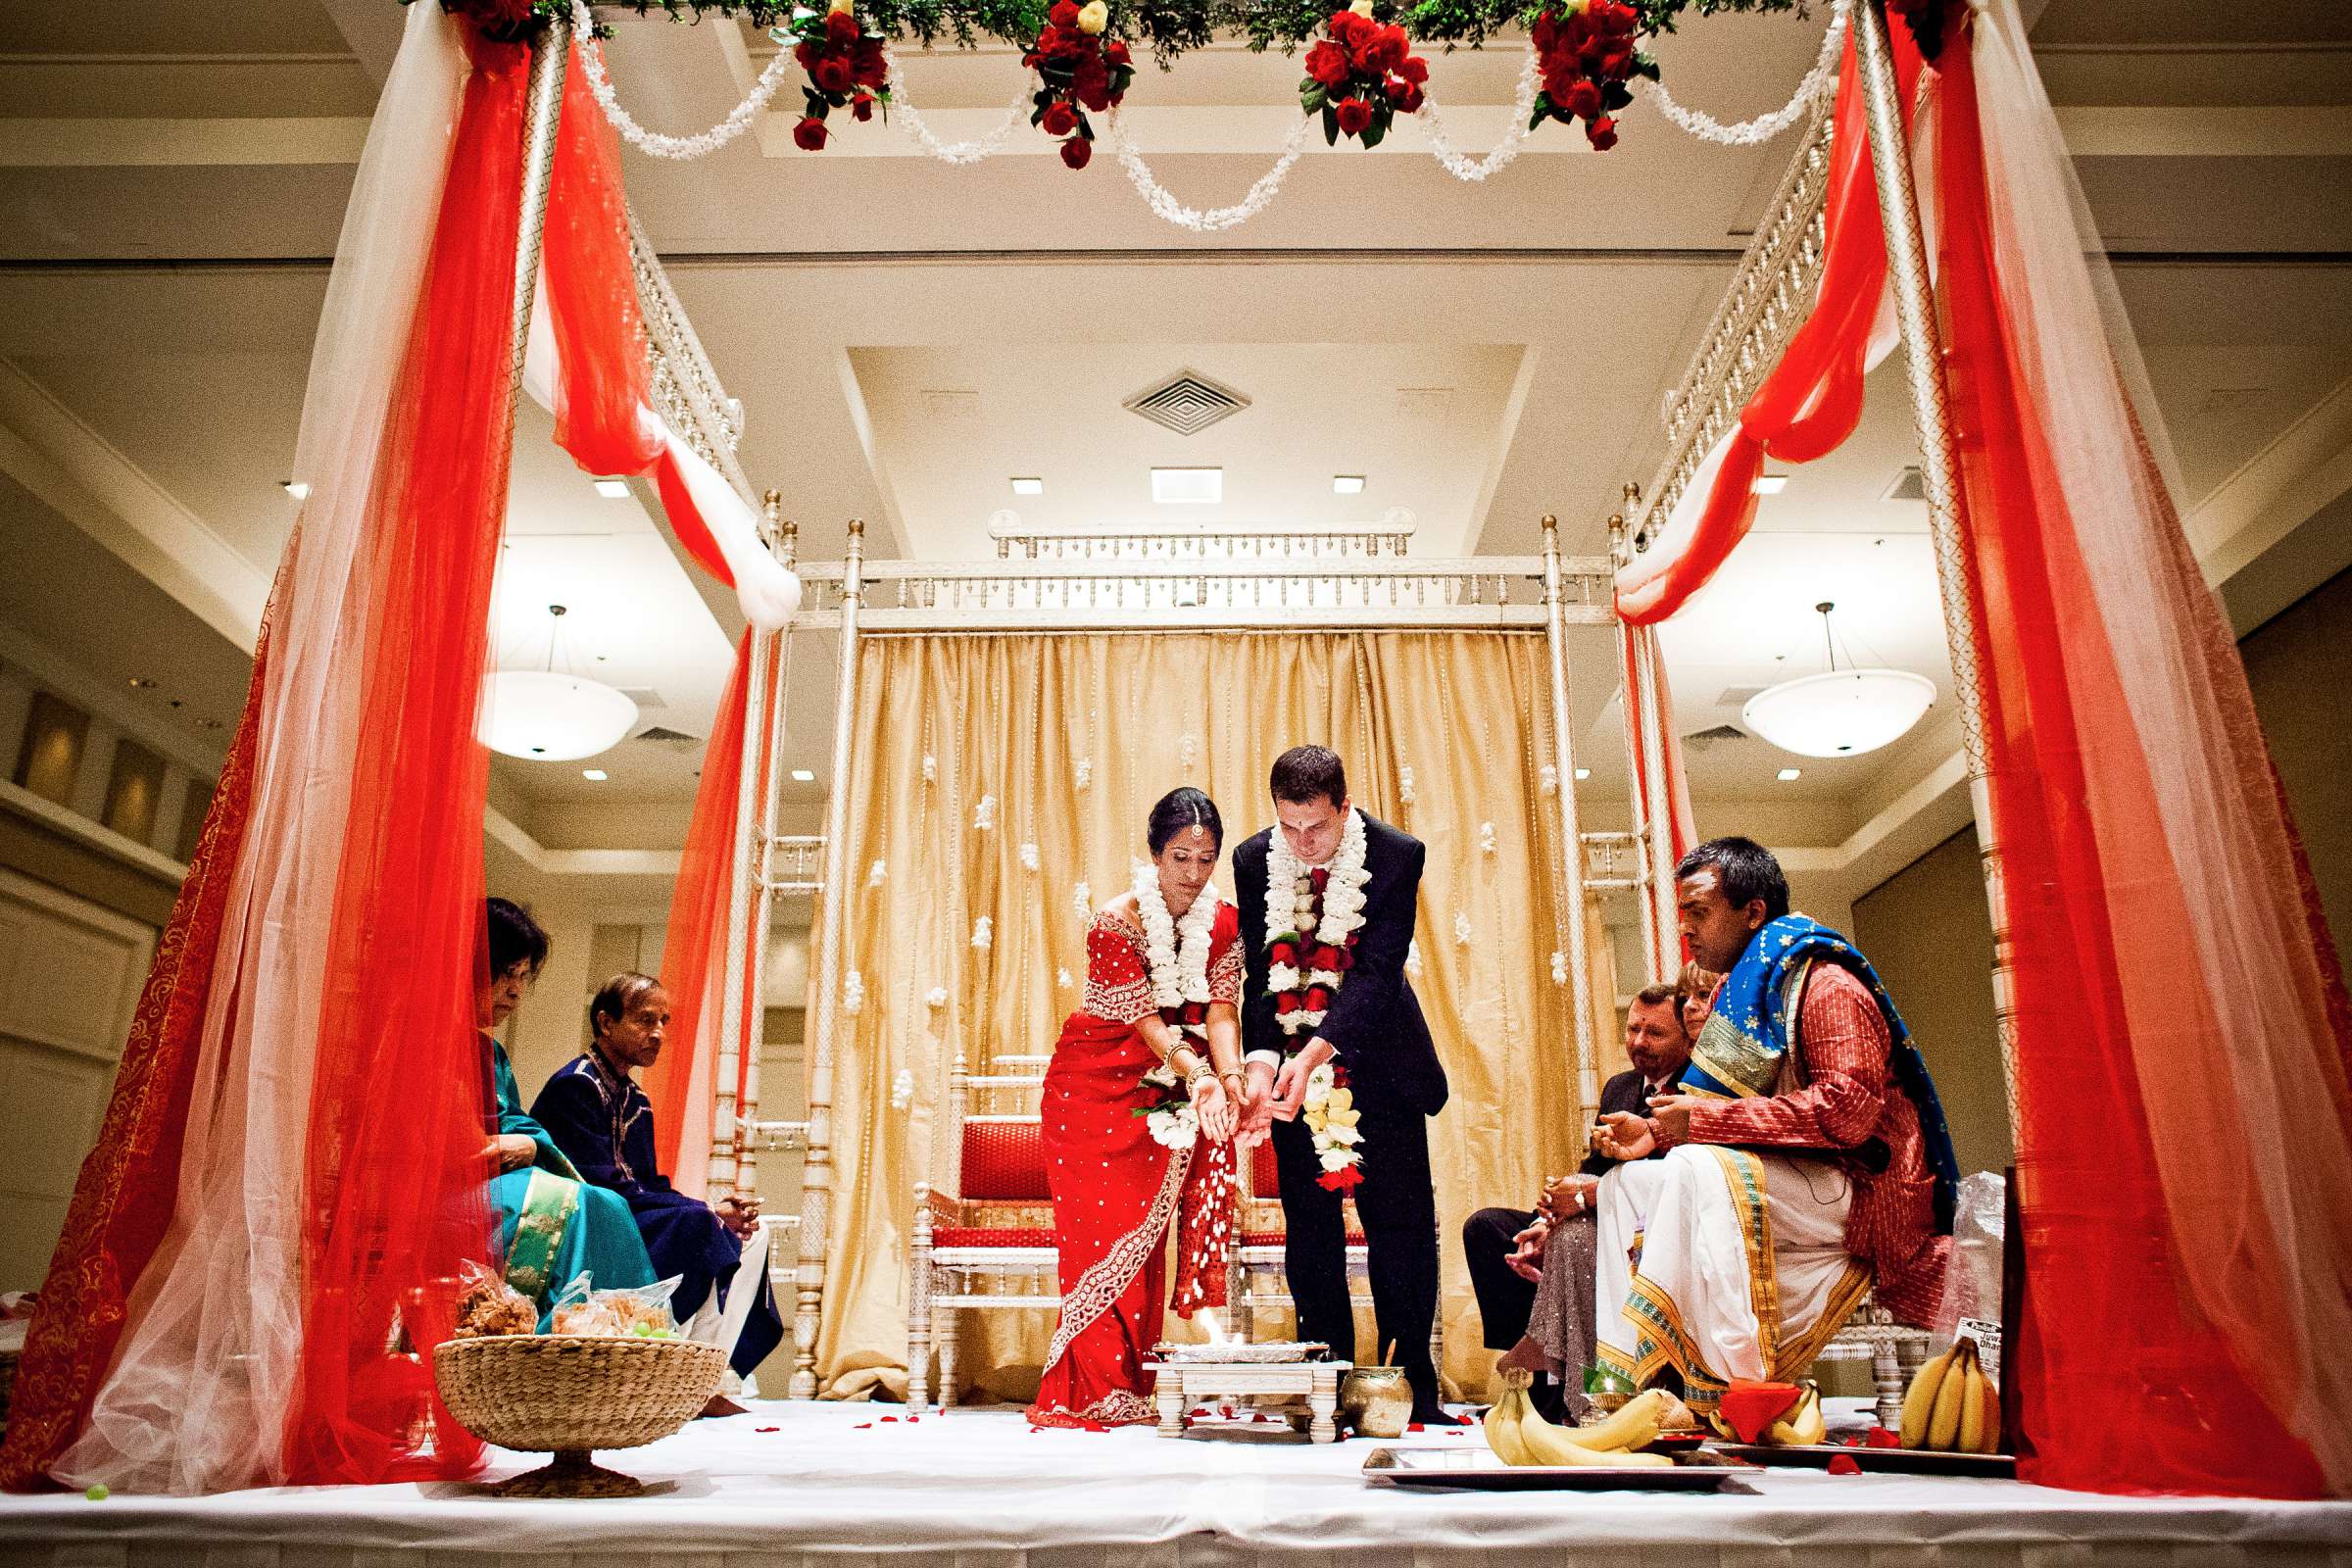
1418, 41, 1542, 183
1131, 860, 1220, 1026
886, 46, 1034, 165
1640, 0, 1848, 146
575, 1, 797, 160
1105, 106, 1311, 235
1263, 808, 1371, 1035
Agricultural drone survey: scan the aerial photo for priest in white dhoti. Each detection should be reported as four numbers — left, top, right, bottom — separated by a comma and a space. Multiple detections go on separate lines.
1591, 837, 1959, 1418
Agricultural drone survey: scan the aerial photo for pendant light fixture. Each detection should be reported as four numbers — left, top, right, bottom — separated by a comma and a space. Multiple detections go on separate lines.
1740, 601, 1935, 760
479, 604, 639, 761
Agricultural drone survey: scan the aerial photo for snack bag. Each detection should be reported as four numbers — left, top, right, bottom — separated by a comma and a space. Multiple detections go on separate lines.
450, 1260, 538, 1340
547, 1273, 684, 1339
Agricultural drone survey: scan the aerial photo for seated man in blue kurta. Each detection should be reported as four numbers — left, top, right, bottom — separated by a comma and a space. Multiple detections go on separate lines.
476, 898, 655, 1319
531, 972, 786, 1380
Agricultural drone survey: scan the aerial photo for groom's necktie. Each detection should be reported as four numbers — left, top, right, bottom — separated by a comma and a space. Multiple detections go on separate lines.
1310, 866, 1329, 895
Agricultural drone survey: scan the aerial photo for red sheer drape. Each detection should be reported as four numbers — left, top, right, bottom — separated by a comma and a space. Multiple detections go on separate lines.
0, 614, 274, 1490
1935, 24, 2345, 1496
280, 29, 534, 1484
1615, 35, 1918, 627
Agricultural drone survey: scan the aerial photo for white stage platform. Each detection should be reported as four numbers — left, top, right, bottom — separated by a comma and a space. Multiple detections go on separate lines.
3, 1401, 2347, 1567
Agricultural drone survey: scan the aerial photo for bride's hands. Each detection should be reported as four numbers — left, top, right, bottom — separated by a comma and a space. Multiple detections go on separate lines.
1191, 1073, 1237, 1144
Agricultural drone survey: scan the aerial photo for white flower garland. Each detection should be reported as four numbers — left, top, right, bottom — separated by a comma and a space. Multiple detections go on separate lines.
1074, 757, 1094, 791
573, 0, 797, 160
1398, 765, 1416, 806
1073, 881, 1092, 921
972, 915, 993, 950
926, 985, 950, 1008
867, 858, 889, 888
884, 47, 1036, 165
922, 754, 938, 784
1020, 841, 1041, 872
1105, 105, 1313, 235
1540, 763, 1558, 796
1453, 910, 1473, 947
973, 794, 997, 831
890, 1068, 915, 1109
1479, 821, 1497, 855
843, 968, 865, 1014
1639, 0, 1848, 146
1057, 965, 1075, 990
1131, 860, 1219, 1044
1418, 40, 1542, 183
1550, 950, 1569, 986
1263, 808, 1370, 1037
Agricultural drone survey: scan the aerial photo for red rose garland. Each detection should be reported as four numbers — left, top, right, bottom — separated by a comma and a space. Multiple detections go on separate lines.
1530, 0, 1652, 152
786, 1, 890, 152
1298, 5, 1427, 149
1025, 0, 1134, 170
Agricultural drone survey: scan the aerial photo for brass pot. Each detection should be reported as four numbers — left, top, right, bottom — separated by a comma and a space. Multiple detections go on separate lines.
1340, 1366, 1413, 1439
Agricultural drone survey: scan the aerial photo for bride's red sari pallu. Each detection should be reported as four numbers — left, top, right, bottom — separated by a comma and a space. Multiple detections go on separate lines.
1028, 905, 1239, 1428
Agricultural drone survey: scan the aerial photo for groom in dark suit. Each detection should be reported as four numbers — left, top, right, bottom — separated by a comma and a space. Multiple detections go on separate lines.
1233, 745, 1449, 1423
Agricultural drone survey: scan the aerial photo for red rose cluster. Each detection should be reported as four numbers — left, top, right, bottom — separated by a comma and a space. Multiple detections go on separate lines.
1298, 8, 1428, 148
787, 6, 890, 152
1025, 2, 1135, 171
1531, 0, 1653, 152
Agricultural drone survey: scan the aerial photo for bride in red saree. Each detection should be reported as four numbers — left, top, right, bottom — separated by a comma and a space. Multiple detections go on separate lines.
1029, 788, 1245, 1427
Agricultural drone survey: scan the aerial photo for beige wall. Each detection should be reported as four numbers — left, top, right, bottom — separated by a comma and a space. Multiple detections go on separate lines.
1850, 828, 2013, 1180
2238, 564, 2352, 959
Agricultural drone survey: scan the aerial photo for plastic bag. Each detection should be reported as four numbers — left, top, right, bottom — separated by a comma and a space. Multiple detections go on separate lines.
1932, 1170, 2007, 1361
547, 1272, 684, 1339
450, 1259, 537, 1340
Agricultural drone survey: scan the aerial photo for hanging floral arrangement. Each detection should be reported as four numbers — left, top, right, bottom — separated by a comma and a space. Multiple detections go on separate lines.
1298, 2, 1425, 148
785, 0, 891, 151
1529, 0, 1651, 152
1024, 0, 1135, 170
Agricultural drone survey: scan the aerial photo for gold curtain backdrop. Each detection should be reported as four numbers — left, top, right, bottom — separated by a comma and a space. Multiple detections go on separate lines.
813, 631, 1628, 1399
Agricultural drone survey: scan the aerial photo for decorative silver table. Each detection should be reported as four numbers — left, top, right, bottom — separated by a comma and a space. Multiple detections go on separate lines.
1142, 1357, 1351, 1444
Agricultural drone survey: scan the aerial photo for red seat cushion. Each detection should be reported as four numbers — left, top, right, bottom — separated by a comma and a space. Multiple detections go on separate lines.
1239, 1230, 1366, 1249
961, 1119, 1051, 1200
931, 1225, 1054, 1249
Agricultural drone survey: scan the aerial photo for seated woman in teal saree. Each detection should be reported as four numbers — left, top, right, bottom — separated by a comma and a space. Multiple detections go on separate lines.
477, 898, 654, 1318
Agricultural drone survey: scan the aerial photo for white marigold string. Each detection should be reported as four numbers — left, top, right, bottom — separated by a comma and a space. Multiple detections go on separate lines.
1104, 105, 1312, 235
925, 985, 950, 1008
1550, 950, 1569, 986
1132, 859, 1220, 1049
972, 914, 994, 950
1640, 0, 1848, 146
867, 858, 888, 888
1417, 41, 1542, 183
843, 968, 866, 1014
884, 46, 1035, 165
890, 1068, 915, 1109
574, 0, 798, 160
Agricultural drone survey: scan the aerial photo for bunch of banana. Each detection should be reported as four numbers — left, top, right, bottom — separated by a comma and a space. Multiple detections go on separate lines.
1898, 1337, 2000, 1453
1761, 1382, 1826, 1446
1481, 1370, 1676, 1468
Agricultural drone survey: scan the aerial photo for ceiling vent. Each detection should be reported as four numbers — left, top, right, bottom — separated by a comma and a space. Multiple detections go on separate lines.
1682, 723, 1747, 748
633, 725, 703, 747
1123, 368, 1250, 437
1883, 466, 1927, 503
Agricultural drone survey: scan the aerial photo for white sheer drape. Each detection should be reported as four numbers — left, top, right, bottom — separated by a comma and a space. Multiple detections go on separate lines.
54, 4, 468, 1494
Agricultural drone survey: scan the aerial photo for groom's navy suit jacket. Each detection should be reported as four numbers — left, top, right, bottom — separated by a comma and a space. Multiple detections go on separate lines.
1232, 812, 1448, 1119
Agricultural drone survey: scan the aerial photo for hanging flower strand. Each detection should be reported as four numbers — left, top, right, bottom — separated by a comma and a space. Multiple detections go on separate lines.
785, 0, 890, 151
1301, 0, 1426, 148
1025, 0, 1133, 170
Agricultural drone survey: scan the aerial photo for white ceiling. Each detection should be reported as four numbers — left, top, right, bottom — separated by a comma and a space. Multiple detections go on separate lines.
0, 0, 2345, 864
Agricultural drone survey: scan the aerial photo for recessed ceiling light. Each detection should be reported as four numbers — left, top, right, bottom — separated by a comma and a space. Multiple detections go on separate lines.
593, 478, 630, 499
196, 717, 223, 730
790, 768, 816, 783
283, 481, 311, 500
582, 767, 609, 781
1751, 474, 1788, 496
1009, 476, 1045, 497
1151, 467, 1222, 505
1777, 767, 1802, 781
128, 676, 157, 689
1574, 767, 1592, 781
1333, 475, 1366, 495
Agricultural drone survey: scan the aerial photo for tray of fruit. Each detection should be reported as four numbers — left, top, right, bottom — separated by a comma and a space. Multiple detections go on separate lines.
1365, 1375, 1754, 1491
1711, 1338, 2013, 1478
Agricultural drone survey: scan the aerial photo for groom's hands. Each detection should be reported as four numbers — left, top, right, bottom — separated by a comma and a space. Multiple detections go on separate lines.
1268, 1037, 1336, 1122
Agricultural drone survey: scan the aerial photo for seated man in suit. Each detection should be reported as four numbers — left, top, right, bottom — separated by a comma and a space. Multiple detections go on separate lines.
531, 973, 786, 1404
1462, 983, 1690, 1417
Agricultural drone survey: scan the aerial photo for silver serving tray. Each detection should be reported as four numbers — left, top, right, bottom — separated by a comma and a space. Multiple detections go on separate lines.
1710, 1442, 2016, 1478
1362, 1446, 1759, 1492
1150, 1341, 1330, 1364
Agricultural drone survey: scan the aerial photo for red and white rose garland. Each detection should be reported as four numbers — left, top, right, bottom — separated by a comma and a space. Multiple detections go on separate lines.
1529, 0, 1649, 152
1264, 806, 1369, 1037
1024, 0, 1135, 170
1298, 3, 1427, 148
1300, 1060, 1364, 1191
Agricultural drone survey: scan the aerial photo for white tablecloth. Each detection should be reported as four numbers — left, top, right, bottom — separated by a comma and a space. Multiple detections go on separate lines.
3, 1402, 2346, 1567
